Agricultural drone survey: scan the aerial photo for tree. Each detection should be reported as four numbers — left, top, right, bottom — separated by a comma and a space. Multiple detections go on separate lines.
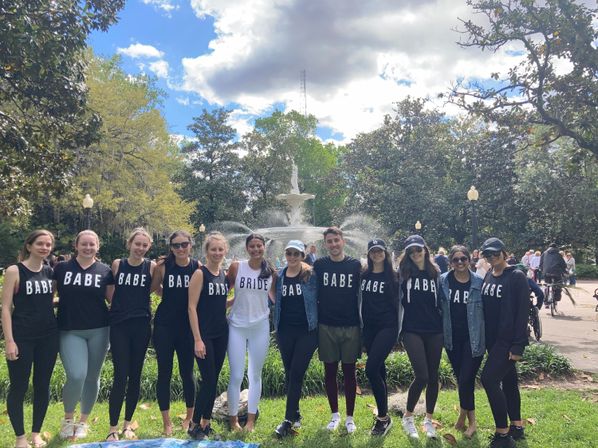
450, 0, 598, 159
176, 108, 246, 227
0, 0, 125, 216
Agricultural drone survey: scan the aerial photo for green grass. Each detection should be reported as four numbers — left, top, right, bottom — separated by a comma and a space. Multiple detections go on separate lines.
2, 389, 597, 447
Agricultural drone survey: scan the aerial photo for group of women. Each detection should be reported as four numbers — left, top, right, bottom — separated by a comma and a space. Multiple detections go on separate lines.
2, 228, 529, 448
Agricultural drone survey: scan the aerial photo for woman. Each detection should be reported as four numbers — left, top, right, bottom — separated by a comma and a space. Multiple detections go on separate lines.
2, 230, 58, 448
151, 230, 199, 436
439, 245, 484, 438
54, 230, 114, 440
479, 238, 529, 448
397, 234, 442, 440
272, 240, 318, 438
226, 233, 276, 432
187, 232, 230, 440
106, 228, 156, 441
361, 239, 401, 437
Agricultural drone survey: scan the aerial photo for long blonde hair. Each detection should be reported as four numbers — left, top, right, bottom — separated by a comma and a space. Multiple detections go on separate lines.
19, 229, 55, 262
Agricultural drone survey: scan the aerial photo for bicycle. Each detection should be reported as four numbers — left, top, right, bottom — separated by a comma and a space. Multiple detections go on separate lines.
543, 281, 575, 317
593, 288, 598, 313
528, 299, 542, 341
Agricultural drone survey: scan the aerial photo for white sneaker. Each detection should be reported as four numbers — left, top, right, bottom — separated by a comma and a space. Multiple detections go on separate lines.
59, 419, 75, 439
74, 422, 90, 439
327, 413, 341, 431
345, 418, 357, 434
423, 417, 437, 438
402, 415, 419, 439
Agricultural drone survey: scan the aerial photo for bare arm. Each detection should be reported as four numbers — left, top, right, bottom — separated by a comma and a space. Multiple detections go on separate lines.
268, 270, 278, 303
151, 263, 164, 296
188, 269, 205, 358
226, 261, 239, 309
1, 266, 19, 360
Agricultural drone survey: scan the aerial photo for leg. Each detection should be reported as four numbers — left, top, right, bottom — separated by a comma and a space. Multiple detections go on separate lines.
30, 333, 59, 443
341, 362, 357, 417
365, 327, 396, 418
174, 330, 195, 430
245, 319, 270, 430
284, 329, 317, 421
276, 327, 297, 399
79, 327, 110, 418
446, 341, 466, 430
60, 331, 89, 416
193, 338, 216, 424
402, 332, 429, 415
324, 362, 339, 414
123, 320, 151, 424
7, 340, 34, 439
422, 332, 443, 416
502, 363, 522, 424
108, 323, 130, 428
226, 325, 246, 431
481, 343, 514, 432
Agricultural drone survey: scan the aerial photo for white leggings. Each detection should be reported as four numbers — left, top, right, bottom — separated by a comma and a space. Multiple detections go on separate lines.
226, 319, 270, 415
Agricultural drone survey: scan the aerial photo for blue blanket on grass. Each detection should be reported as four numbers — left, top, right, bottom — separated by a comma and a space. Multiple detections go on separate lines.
71, 439, 259, 448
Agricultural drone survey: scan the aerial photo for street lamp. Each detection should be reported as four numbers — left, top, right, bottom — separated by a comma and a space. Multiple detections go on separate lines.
198, 223, 206, 260
82, 194, 94, 229
415, 220, 422, 234
467, 186, 479, 249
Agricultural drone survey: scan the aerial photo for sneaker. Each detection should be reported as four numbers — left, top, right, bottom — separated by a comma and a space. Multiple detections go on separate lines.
74, 422, 90, 439
274, 420, 293, 438
423, 416, 438, 439
371, 417, 392, 436
59, 419, 75, 439
345, 418, 357, 434
293, 411, 302, 429
489, 433, 516, 448
326, 413, 341, 431
188, 424, 207, 441
402, 415, 419, 439
508, 424, 525, 440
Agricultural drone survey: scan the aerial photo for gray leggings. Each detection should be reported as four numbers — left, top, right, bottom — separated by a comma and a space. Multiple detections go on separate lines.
60, 327, 110, 415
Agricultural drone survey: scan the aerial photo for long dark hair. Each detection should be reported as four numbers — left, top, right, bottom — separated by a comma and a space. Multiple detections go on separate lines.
159, 230, 193, 266
398, 244, 439, 280
245, 233, 274, 279
448, 245, 471, 269
363, 248, 399, 308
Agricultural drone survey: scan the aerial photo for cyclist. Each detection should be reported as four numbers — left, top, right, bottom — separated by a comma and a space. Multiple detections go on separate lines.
539, 244, 566, 304
515, 264, 544, 310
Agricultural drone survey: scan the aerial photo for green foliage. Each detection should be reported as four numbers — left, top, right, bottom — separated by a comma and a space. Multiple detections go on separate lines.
0, 0, 125, 217
575, 264, 598, 279
518, 343, 572, 377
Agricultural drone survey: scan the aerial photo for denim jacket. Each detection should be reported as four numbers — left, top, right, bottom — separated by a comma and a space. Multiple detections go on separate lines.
273, 267, 318, 332
439, 270, 485, 357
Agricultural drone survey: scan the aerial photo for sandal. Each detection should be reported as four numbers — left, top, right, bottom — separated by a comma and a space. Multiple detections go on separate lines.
106, 432, 119, 442
121, 427, 138, 440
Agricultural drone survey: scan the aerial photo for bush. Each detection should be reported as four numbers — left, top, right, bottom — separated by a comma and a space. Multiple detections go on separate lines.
575, 264, 598, 279
517, 343, 572, 377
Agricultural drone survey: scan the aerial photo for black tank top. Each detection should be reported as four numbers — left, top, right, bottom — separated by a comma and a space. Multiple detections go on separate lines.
110, 258, 152, 325
196, 265, 228, 339
12, 263, 57, 341
154, 258, 199, 328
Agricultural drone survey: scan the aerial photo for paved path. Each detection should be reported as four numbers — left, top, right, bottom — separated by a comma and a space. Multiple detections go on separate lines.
537, 280, 598, 373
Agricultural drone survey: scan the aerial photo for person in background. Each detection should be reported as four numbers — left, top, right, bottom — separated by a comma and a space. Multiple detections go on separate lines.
305, 244, 318, 266
2, 230, 58, 448
434, 248, 449, 274
479, 238, 529, 448
398, 235, 442, 440
506, 253, 517, 266
520, 251, 532, 268
529, 251, 541, 282
565, 252, 576, 286
439, 245, 484, 439
470, 249, 480, 272
540, 243, 567, 303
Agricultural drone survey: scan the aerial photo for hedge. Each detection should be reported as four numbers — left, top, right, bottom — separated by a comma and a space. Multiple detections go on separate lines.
0, 340, 570, 402
575, 264, 598, 279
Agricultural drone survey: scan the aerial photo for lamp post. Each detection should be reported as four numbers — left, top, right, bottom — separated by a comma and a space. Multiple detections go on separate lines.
198, 223, 206, 260
415, 220, 422, 235
82, 194, 94, 229
467, 186, 479, 249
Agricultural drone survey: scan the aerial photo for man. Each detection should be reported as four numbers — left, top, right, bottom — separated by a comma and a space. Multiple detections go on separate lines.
305, 244, 318, 266
565, 252, 576, 286
434, 248, 449, 274
313, 227, 361, 434
540, 243, 567, 302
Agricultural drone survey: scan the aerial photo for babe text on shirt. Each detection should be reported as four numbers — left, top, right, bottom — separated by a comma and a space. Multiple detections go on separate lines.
282, 282, 302, 296
208, 282, 228, 295
404, 277, 436, 302
63, 272, 103, 288
167, 274, 190, 288
25, 279, 53, 295
360, 279, 385, 294
449, 288, 469, 304
117, 272, 148, 287
482, 282, 503, 298
322, 272, 354, 288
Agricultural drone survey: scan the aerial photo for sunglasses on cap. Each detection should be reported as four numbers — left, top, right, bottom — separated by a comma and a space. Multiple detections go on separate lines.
171, 241, 191, 249
482, 250, 501, 259
451, 256, 469, 263
407, 246, 424, 255
285, 250, 302, 257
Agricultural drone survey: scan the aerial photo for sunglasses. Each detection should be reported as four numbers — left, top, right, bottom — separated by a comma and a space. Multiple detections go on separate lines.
171, 241, 191, 249
407, 246, 423, 255
285, 251, 302, 257
483, 250, 501, 259
452, 256, 469, 263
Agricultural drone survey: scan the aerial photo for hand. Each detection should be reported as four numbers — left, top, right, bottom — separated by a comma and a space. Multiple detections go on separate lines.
5, 341, 19, 361
194, 339, 206, 359
509, 352, 522, 362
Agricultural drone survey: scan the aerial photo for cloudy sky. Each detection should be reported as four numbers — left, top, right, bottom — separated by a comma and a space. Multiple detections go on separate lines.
89, 0, 526, 142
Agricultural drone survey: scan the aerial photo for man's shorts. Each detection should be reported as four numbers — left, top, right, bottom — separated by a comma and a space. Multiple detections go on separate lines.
318, 323, 361, 363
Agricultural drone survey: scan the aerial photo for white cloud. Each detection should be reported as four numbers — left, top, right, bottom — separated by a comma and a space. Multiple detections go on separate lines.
176, 97, 190, 106
182, 0, 531, 140
149, 60, 170, 78
142, 0, 179, 15
117, 43, 164, 59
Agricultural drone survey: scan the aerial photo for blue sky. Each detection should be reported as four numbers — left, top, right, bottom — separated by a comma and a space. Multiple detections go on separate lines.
88, 0, 527, 143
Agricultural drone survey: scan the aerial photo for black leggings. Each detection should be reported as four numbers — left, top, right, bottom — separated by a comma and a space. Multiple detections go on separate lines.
193, 332, 229, 423
402, 332, 443, 414
480, 342, 521, 429
363, 325, 397, 418
7, 333, 59, 436
153, 324, 196, 411
277, 326, 318, 421
324, 362, 357, 416
109, 318, 151, 426
446, 338, 483, 411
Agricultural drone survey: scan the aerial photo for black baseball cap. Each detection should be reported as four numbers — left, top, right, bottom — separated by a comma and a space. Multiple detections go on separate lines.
404, 234, 426, 250
368, 239, 387, 253
480, 237, 505, 253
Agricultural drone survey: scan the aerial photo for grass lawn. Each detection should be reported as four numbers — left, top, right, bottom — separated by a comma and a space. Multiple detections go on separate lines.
2, 388, 597, 447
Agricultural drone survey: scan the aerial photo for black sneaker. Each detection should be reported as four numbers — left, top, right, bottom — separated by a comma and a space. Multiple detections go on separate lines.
508, 424, 525, 440
371, 417, 393, 436
274, 420, 293, 438
188, 424, 206, 441
489, 433, 516, 448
